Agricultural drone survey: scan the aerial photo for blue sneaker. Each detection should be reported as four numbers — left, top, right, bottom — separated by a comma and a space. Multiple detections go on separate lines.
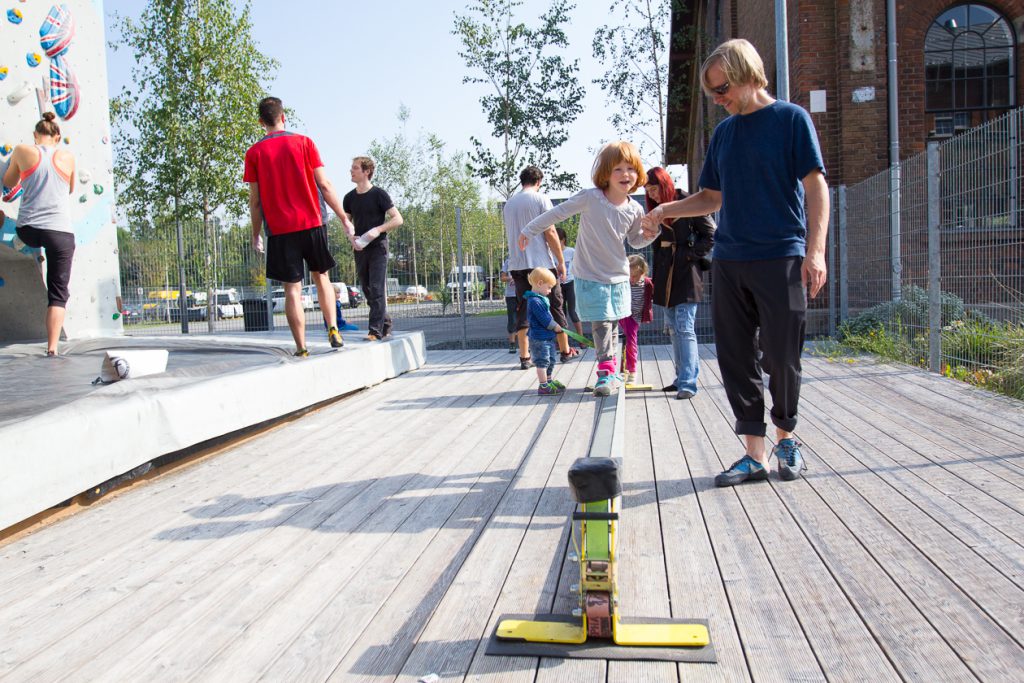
714, 455, 769, 487
593, 370, 617, 397
774, 439, 806, 481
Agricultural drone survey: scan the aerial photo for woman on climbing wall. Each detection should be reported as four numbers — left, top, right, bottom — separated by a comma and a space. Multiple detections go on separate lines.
1, 112, 76, 356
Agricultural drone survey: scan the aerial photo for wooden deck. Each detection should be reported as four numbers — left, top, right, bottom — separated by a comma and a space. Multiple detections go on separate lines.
1, 347, 1022, 682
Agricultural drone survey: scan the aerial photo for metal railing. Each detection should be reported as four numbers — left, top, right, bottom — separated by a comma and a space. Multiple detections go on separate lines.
837, 107, 1023, 395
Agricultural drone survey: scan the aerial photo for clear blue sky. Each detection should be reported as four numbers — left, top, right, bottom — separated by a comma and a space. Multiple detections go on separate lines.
102, 0, 678, 201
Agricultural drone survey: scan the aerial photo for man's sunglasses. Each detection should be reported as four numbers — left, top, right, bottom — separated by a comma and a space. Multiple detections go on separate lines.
706, 81, 731, 96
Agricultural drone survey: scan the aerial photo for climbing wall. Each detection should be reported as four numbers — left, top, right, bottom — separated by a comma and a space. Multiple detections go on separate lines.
0, 0, 121, 342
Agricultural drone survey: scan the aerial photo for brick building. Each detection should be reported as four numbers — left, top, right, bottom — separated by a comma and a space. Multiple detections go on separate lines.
667, 0, 1023, 188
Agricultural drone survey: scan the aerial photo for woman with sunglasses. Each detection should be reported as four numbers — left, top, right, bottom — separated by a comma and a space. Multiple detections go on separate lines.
644, 167, 714, 400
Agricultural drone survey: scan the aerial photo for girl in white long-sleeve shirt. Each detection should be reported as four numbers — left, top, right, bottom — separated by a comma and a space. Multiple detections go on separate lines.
519, 141, 658, 396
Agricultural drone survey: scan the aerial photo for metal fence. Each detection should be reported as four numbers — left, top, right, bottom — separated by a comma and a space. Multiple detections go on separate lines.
118, 206, 513, 349
839, 107, 1023, 394
117, 108, 1022, 386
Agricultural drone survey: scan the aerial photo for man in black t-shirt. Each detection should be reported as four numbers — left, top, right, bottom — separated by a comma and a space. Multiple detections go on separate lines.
343, 156, 404, 340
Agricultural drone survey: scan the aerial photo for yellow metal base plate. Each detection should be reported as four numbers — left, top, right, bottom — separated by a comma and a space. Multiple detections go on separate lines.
496, 618, 587, 644
613, 620, 709, 647
495, 616, 709, 648
488, 614, 716, 662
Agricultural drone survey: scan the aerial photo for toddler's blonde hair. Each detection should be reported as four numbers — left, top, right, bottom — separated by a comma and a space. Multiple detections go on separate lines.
528, 267, 557, 288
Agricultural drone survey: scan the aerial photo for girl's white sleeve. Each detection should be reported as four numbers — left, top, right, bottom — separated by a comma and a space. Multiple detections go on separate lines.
626, 207, 657, 249
521, 191, 587, 237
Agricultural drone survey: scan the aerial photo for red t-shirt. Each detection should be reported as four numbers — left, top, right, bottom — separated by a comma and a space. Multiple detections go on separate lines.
243, 131, 324, 235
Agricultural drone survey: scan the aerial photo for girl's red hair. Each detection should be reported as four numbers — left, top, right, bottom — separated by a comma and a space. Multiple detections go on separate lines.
644, 166, 676, 212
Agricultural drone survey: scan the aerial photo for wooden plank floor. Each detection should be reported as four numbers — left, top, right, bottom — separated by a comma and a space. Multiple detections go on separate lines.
1, 347, 1022, 682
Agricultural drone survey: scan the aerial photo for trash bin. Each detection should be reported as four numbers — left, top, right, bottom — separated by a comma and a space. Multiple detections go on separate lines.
241, 298, 270, 332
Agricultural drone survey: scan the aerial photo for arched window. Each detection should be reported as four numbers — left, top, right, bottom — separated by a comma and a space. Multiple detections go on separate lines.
925, 3, 1015, 135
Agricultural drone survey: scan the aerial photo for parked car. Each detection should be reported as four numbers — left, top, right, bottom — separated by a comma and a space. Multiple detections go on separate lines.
272, 288, 315, 313
120, 300, 144, 322
168, 296, 207, 322
405, 285, 429, 297
214, 289, 243, 318
302, 284, 339, 310
346, 285, 363, 308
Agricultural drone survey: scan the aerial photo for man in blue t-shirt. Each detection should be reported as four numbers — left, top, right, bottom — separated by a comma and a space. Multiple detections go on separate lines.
642, 39, 829, 487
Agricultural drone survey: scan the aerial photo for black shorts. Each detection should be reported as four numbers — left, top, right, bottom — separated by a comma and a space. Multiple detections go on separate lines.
16, 225, 75, 307
511, 268, 566, 330
266, 225, 336, 283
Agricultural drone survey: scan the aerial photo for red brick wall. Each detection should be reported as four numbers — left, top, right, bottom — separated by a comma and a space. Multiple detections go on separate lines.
896, 0, 1024, 163
814, 0, 1024, 185
683, 0, 1024, 186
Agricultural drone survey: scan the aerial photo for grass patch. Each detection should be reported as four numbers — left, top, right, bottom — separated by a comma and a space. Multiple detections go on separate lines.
828, 286, 1024, 401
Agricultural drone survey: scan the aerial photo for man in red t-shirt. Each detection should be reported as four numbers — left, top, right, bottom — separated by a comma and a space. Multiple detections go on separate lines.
244, 97, 357, 355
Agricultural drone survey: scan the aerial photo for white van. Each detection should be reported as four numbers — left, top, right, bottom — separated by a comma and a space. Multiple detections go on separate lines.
447, 266, 484, 297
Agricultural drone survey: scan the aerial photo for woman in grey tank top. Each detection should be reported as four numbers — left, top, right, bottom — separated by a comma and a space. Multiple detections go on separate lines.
1, 112, 76, 356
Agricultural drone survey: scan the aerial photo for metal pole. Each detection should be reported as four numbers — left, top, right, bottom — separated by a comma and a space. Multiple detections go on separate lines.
827, 187, 836, 337
456, 207, 467, 350
927, 141, 942, 373
1010, 111, 1019, 229
838, 185, 848, 323
774, 0, 790, 101
887, 0, 902, 301
175, 195, 188, 333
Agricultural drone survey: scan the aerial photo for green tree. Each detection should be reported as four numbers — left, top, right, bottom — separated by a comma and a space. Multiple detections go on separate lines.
453, 0, 585, 198
366, 108, 485, 296
110, 0, 277, 328
592, 0, 675, 165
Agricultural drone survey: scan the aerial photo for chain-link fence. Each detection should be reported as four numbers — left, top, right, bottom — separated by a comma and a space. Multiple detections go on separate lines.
117, 206, 512, 349
839, 107, 1023, 396
118, 105, 1021, 386
117, 197, 842, 351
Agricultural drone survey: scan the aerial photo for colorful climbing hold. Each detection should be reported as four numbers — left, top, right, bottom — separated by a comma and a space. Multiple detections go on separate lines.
0, 145, 11, 156
40, 4, 75, 58
112, 312, 121, 320
0, 277, 5, 287
0, 66, 8, 81
49, 54, 79, 119
78, 169, 90, 183
63, 137, 71, 144
93, 184, 103, 195
78, 194, 87, 203
7, 8, 23, 24
26, 52, 42, 68
102, 135, 109, 144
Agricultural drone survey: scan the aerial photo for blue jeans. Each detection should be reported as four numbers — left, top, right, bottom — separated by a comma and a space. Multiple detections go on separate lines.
529, 338, 557, 377
664, 303, 699, 394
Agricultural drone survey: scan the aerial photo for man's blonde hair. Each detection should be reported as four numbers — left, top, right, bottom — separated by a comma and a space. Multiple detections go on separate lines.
591, 141, 645, 193
700, 39, 768, 94
528, 267, 557, 288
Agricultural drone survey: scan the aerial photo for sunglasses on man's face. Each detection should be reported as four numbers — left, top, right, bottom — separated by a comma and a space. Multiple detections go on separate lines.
706, 81, 731, 96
